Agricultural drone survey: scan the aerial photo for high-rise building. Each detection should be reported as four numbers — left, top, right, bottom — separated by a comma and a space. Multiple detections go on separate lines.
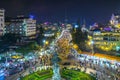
110, 14, 120, 29
92, 30, 120, 51
0, 9, 5, 36
5, 15, 36, 39
89, 14, 120, 51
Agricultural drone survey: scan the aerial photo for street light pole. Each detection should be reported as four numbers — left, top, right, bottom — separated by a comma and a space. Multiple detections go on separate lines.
92, 44, 94, 55
91, 41, 94, 55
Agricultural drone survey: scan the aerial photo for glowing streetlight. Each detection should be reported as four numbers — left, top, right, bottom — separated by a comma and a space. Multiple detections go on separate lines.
75, 25, 78, 28
45, 41, 49, 45
43, 40, 49, 46
90, 40, 94, 55
91, 40, 94, 44
116, 46, 120, 51
74, 25, 79, 32
43, 40, 46, 43
73, 44, 79, 50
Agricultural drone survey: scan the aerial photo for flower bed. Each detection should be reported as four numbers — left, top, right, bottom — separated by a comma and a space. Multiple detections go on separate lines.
61, 69, 96, 80
22, 69, 96, 80
21, 70, 53, 80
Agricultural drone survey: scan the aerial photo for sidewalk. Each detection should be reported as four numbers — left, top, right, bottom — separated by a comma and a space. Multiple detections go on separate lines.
82, 52, 120, 62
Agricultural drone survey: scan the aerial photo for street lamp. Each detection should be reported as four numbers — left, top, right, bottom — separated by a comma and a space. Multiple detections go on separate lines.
43, 40, 46, 43
74, 25, 78, 32
43, 40, 46, 47
43, 39, 49, 45
91, 40, 94, 55
45, 41, 49, 45
116, 46, 120, 51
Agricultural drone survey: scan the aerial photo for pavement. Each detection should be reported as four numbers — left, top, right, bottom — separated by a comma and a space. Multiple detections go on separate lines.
5, 57, 52, 80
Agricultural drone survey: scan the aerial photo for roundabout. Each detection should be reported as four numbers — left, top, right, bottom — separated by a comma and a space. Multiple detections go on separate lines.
21, 29, 96, 80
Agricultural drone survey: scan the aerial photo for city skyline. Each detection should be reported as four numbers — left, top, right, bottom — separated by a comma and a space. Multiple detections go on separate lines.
0, 0, 120, 25
0, 1, 120, 80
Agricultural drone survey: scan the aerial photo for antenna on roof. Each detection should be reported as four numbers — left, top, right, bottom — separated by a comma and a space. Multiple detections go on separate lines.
83, 18, 86, 25
65, 8, 68, 24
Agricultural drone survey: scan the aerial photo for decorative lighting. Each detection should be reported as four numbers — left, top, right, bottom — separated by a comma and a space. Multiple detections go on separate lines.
29, 15, 34, 19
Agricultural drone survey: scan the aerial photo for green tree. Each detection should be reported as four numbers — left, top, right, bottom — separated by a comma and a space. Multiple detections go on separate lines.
72, 27, 88, 51
1, 33, 21, 44
36, 26, 45, 45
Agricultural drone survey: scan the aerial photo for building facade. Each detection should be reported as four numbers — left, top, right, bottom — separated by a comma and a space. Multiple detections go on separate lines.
0, 9, 5, 36
5, 16, 36, 39
88, 14, 120, 51
93, 30, 120, 51
110, 14, 120, 29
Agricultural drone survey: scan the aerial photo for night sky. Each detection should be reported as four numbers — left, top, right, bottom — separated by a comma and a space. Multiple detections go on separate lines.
0, 0, 120, 25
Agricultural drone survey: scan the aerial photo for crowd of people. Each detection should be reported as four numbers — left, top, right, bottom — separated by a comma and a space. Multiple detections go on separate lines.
0, 53, 39, 80
77, 54, 120, 80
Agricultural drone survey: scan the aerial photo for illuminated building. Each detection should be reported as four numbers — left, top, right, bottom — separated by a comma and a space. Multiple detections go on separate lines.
89, 14, 120, 51
0, 9, 5, 36
5, 15, 36, 39
110, 14, 120, 29
66, 24, 72, 30
44, 31, 55, 37
93, 30, 120, 51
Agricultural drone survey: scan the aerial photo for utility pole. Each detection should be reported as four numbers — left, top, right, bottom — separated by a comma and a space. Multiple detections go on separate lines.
64, 8, 68, 28
91, 41, 94, 55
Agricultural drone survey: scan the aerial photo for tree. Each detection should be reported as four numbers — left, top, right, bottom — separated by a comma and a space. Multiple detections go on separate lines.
72, 26, 88, 51
36, 26, 45, 45
1, 33, 21, 44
